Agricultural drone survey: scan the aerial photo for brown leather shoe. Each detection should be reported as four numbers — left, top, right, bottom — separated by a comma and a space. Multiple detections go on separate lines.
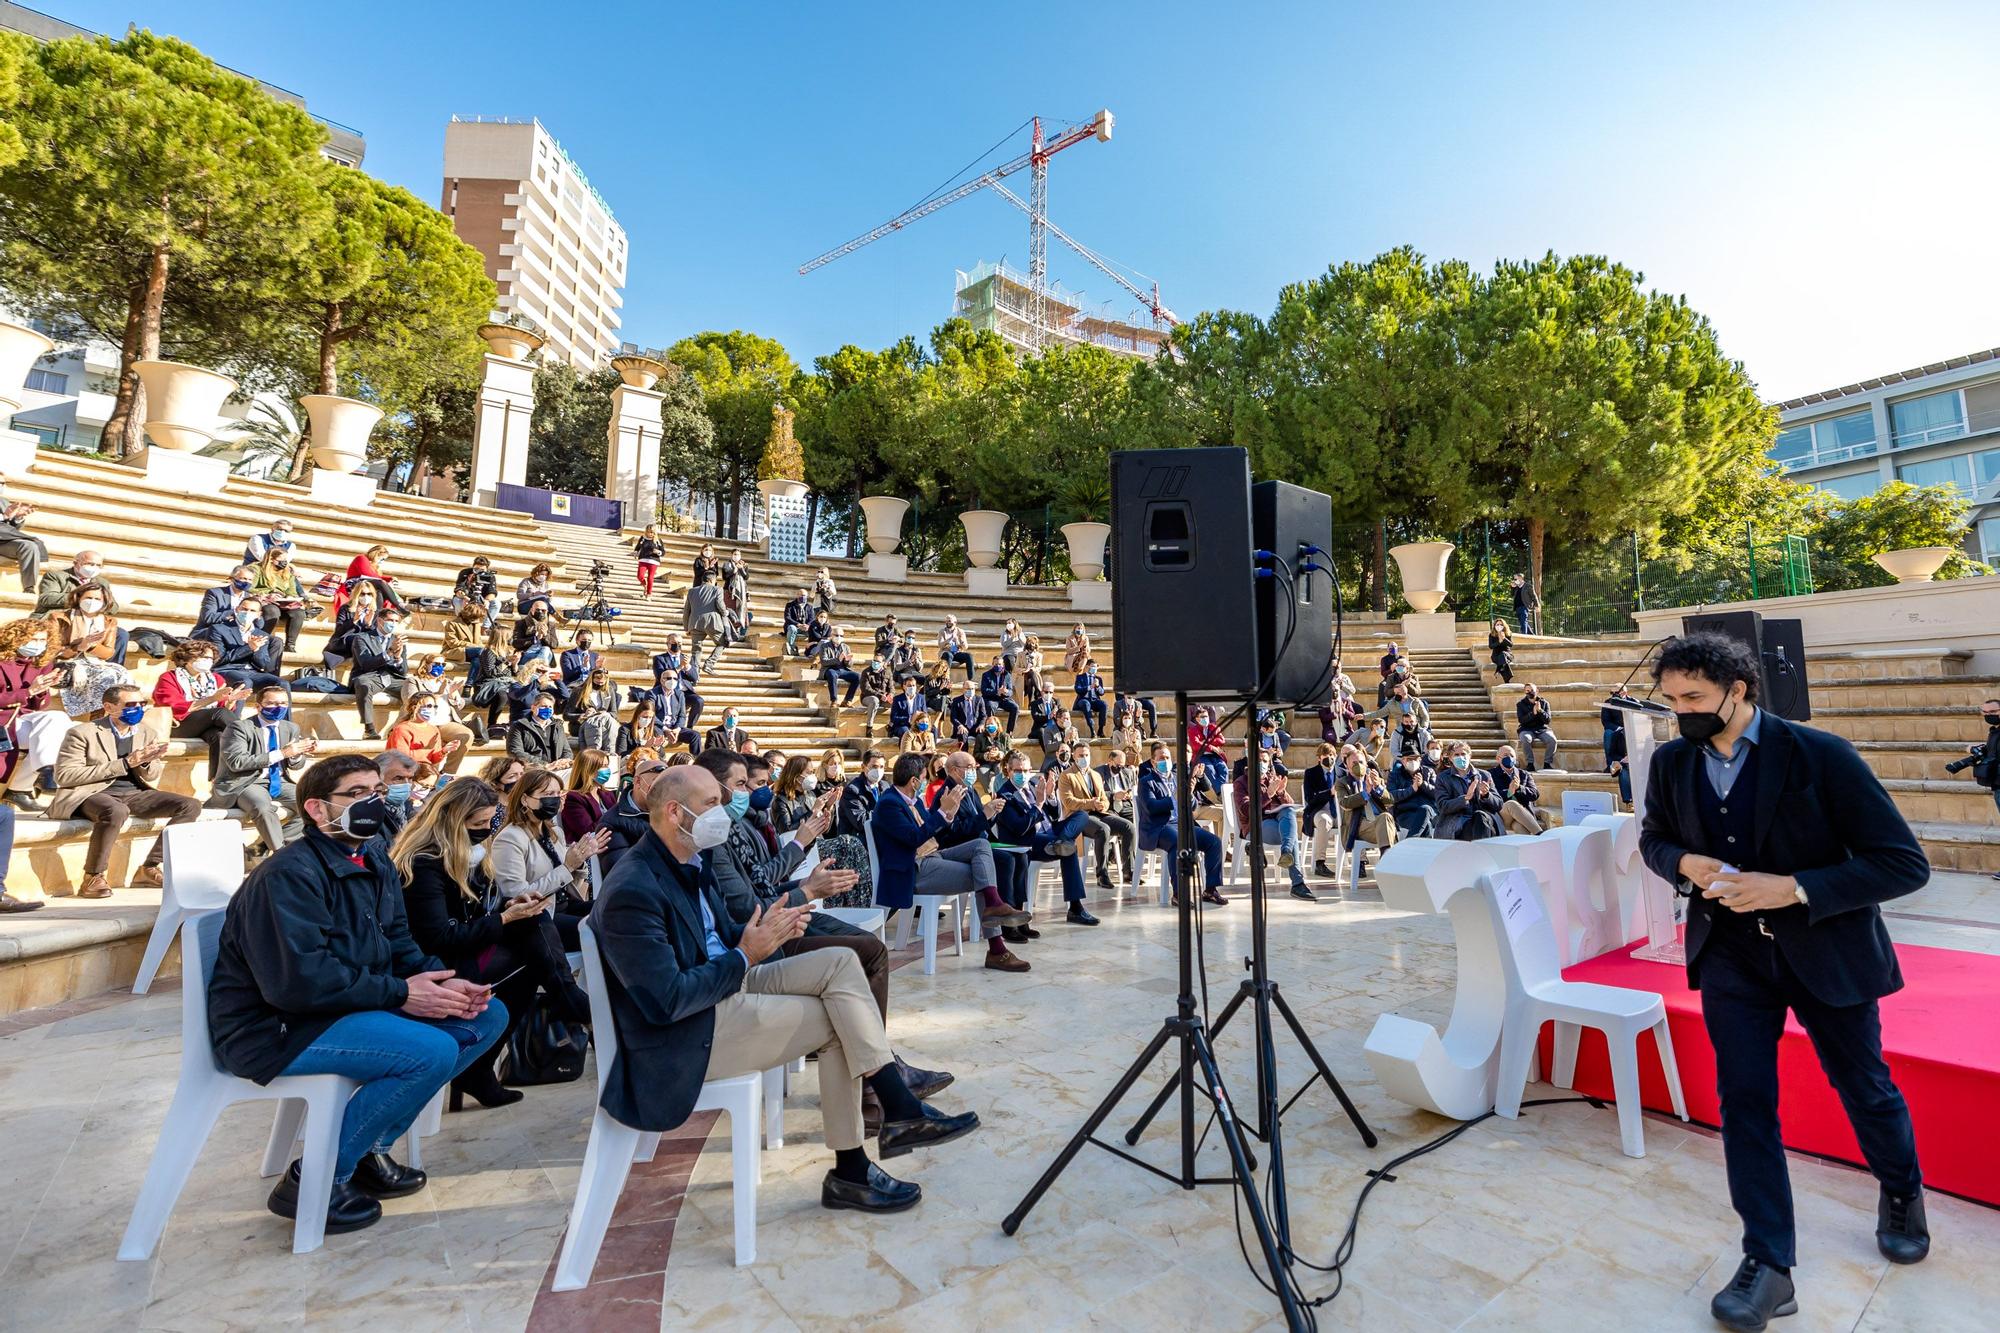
132, 865, 165, 888
76, 874, 113, 899
984, 950, 1030, 973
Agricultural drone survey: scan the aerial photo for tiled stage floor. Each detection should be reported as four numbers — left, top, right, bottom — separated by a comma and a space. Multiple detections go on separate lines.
3, 870, 1996, 1332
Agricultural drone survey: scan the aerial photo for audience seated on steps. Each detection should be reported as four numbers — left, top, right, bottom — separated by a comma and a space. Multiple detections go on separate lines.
703, 708, 749, 756
51, 682, 203, 899
0, 617, 66, 814
871, 750, 1029, 973
1072, 658, 1108, 738
560, 755, 617, 845
816, 625, 860, 708
205, 593, 288, 692
211, 683, 313, 856
782, 586, 815, 656
507, 692, 572, 768
346, 603, 410, 740
209, 753, 510, 1238
979, 654, 1020, 736
593, 762, 975, 1212
51, 579, 135, 714
151, 639, 247, 762
1515, 682, 1562, 771
1489, 745, 1548, 835
936, 615, 975, 681
0, 481, 47, 592
251, 546, 318, 649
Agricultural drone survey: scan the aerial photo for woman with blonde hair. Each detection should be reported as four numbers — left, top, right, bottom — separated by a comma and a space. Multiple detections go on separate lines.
51, 580, 133, 716
1063, 622, 1091, 675
250, 545, 316, 649
392, 776, 586, 1109
899, 709, 937, 755
321, 580, 379, 675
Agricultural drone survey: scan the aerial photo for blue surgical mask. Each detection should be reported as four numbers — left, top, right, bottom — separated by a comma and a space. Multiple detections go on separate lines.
1500, 756, 1515, 769
231, 576, 251, 590
1451, 755, 1470, 771
535, 706, 553, 721
385, 781, 412, 806
726, 790, 751, 820
429, 662, 444, 677
1010, 771, 1030, 787
916, 720, 929, 732
1154, 759, 1170, 774
260, 704, 288, 722
118, 703, 147, 726
748, 785, 775, 813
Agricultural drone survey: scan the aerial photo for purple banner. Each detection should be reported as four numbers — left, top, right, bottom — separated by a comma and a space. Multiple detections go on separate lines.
496, 483, 623, 531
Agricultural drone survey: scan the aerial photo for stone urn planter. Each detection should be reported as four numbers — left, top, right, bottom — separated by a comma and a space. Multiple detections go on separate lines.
133, 360, 238, 451
0, 319, 55, 419
610, 354, 666, 389
960, 509, 1009, 569
757, 477, 809, 503
1873, 546, 1955, 584
478, 322, 545, 361
1388, 541, 1456, 613
1061, 521, 1112, 581
859, 496, 911, 554
300, 394, 383, 474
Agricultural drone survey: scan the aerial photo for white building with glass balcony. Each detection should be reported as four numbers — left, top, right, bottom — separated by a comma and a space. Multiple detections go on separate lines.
1771, 346, 2000, 567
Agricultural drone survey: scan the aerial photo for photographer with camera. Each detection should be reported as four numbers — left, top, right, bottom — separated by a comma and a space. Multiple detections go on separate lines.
1955, 698, 2000, 879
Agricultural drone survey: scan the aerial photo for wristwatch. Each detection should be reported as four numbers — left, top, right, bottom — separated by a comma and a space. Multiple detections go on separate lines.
1792, 883, 1809, 908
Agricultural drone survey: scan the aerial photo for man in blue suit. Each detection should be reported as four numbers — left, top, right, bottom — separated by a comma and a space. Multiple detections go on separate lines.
1640, 633, 1929, 1330
978, 655, 1020, 735
886, 679, 922, 741
559, 632, 603, 694
870, 752, 1028, 973
992, 750, 1095, 926
1137, 739, 1225, 907
591, 764, 977, 1212
947, 679, 989, 741
651, 635, 705, 728
1072, 658, 1108, 737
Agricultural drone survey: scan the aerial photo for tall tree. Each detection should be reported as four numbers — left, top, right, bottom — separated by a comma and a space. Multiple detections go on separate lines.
376, 373, 478, 495
0, 31, 28, 171
527, 361, 621, 496
667, 330, 796, 538
0, 31, 336, 454
1449, 253, 1772, 606
653, 363, 718, 525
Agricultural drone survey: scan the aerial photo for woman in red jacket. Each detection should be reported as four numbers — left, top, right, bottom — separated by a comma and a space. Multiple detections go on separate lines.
383, 692, 470, 774
0, 617, 61, 813
333, 543, 405, 617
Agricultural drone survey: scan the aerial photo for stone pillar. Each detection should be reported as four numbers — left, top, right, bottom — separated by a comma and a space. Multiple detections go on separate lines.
605, 356, 667, 525
469, 324, 543, 508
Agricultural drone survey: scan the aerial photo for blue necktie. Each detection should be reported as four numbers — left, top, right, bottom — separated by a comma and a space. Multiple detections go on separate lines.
266, 726, 284, 796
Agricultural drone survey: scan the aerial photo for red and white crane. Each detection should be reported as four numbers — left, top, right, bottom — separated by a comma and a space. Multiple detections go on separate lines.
797, 109, 1175, 348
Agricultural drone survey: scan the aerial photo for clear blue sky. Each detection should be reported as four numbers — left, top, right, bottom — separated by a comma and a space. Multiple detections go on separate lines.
39, 0, 2000, 401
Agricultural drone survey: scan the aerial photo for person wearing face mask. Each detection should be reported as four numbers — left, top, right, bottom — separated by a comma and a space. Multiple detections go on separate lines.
768, 755, 818, 834
491, 767, 611, 949
346, 607, 409, 741
1186, 706, 1230, 795
242, 519, 295, 568
872, 751, 1028, 972
373, 750, 424, 842
506, 689, 573, 768
857, 654, 893, 738
1055, 743, 1131, 895
211, 684, 315, 854
595, 763, 975, 1212
560, 748, 619, 843
0, 483, 46, 594
206, 593, 288, 692
512, 595, 564, 666
1137, 740, 1227, 907
947, 679, 989, 741
569, 667, 621, 755
1432, 741, 1503, 841
1387, 744, 1439, 841
451, 554, 498, 622
1303, 742, 1342, 879
1071, 658, 1108, 739
1489, 745, 1546, 835
1367, 680, 1431, 736
782, 586, 815, 656
339, 543, 406, 616
34, 548, 120, 620
898, 710, 937, 756
49, 683, 202, 898
594, 753, 670, 873
1514, 682, 1560, 771
393, 775, 588, 1110
887, 678, 922, 741
207, 754, 508, 1236
836, 749, 885, 837
977, 654, 1018, 735
1637, 633, 1932, 1328
816, 624, 861, 709
1029, 679, 1068, 756
150, 636, 251, 750
1333, 749, 1396, 884
0, 617, 64, 814
50, 578, 135, 716
250, 545, 316, 649
559, 632, 603, 694
1389, 712, 1434, 765
195, 563, 261, 634
704, 707, 749, 756
385, 691, 473, 776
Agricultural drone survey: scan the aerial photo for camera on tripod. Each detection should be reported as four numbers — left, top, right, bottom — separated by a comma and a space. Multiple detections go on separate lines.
1944, 743, 1985, 775
578, 558, 613, 585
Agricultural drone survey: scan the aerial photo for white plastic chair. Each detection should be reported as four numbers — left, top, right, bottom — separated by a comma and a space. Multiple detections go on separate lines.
819, 906, 888, 938
553, 921, 764, 1290
1487, 868, 1689, 1158
864, 822, 967, 975
120, 911, 356, 1258
132, 821, 248, 995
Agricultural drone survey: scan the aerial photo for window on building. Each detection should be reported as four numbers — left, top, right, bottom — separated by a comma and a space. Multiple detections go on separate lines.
24, 368, 67, 394
1977, 447, 2000, 493
20, 424, 61, 447
1818, 410, 1876, 461
1979, 517, 2000, 568
1770, 425, 1813, 468
1889, 390, 1966, 447
1815, 471, 1880, 501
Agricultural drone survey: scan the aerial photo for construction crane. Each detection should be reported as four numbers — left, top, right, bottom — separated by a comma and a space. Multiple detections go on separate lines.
797, 109, 1175, 349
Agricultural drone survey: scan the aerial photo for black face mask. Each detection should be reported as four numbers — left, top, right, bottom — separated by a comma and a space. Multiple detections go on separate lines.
1675, 693, 1739, 743
331, 794, 387, 841
535, 795, 562, 819
1984, 712, 2000, 727
468, 824, 495, 844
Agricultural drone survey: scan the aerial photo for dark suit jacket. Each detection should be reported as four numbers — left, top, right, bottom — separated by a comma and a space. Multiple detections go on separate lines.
869, 784, 945, 909
1136, 764, 1177, 848
887, 692, 920, 737
1639, 710, 1928, 1006
1302, 761, 1337, 822
196, 584, 248, 632
947, 693, 988, 735
590, 831, 750, 1132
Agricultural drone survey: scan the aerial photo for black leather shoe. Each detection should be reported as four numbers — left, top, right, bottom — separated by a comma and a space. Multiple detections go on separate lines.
2, 790, 44, 815
822, 1161, 921, 1213
266, 1162, 384, 1234
1001, 925, 1028, 944
1877, 1188, 1930, 1264
1289, 883, 1319, 902
1709, 1257, 1797, 1331
1312, 860, 1333, 878
895, 1058, 954, 1100
878, 1104, 981, 1158
1067, 906, 1100, 925
350, 1152, 428, 1199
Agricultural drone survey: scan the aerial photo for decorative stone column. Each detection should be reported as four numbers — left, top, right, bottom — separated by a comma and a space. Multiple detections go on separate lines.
0, 319, 54, 476
469, 323, 543, 508
604, 355, 666, 525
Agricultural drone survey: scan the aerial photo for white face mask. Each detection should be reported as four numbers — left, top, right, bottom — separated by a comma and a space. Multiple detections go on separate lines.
865, 766, 885, 785
803, 774, 818, 792
76, 565, 101, 582
684, 804, 732, 851
468, 843, 489, 870
20, 639, 47, 657
191, 657, 215, 675
78, 599, 104, 615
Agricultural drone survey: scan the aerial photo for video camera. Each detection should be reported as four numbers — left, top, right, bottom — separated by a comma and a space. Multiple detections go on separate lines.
1944, 743, 1986, 776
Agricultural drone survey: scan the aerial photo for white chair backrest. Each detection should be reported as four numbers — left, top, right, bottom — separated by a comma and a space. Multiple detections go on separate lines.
181, 909, 230, 1080
1483, 867, 1562, 993
861, 821, 882, 896
577, 921, 618, 1095
1561, 790, 1616, 826
792, 842, 822, 881
163, 821, 248, 913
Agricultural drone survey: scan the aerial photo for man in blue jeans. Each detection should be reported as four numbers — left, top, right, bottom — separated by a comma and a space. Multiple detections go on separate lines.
0, 802, 33, 913
1137, 739, 1227, 907
208, 754, 507, 1237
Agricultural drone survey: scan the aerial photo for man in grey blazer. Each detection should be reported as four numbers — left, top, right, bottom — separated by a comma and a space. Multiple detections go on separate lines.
211, 683, 317, 853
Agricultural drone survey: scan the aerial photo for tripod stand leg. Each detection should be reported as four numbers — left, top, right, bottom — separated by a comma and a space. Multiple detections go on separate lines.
1187, 1027, 1306, 1330
1270, 984, 1379, 1149
1125, 983, 1251, 1146
1003, 1022, 1175, 1237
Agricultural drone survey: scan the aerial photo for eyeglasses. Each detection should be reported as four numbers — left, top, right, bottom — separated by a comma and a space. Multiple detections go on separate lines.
331, 783, 382, 801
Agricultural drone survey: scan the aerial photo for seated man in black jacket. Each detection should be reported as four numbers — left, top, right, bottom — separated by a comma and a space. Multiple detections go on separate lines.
207, 754, 508, 1237
596, 754, 671, 872
591, 764, 977, 1213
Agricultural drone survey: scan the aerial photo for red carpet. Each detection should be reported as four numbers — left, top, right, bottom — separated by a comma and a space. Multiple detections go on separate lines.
1539, 939, 2000, 1206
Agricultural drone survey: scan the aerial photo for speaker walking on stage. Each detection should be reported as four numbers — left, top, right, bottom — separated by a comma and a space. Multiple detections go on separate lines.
1637, 633, 1931, 1332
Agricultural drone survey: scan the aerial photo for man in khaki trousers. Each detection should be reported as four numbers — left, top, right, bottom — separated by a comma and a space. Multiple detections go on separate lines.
591, 765, 980, 1213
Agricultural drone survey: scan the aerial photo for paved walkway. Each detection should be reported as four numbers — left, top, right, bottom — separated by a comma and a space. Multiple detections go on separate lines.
3, 871, 1996, 1331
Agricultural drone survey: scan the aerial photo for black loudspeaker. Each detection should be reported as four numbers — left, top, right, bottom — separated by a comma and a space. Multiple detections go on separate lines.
1680, 610, 1812, 722
1110, 447, 1258, 696
1251, 480, 1335, 707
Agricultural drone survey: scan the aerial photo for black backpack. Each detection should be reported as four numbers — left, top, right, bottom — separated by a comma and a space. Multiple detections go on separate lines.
499, 994, 587, 1086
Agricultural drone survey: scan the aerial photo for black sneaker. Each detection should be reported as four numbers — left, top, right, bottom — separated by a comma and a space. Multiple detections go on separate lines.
1289, 883, 1318, 903
1877, 1187, 1930, 1264
1709, 1257, 1797, 1331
